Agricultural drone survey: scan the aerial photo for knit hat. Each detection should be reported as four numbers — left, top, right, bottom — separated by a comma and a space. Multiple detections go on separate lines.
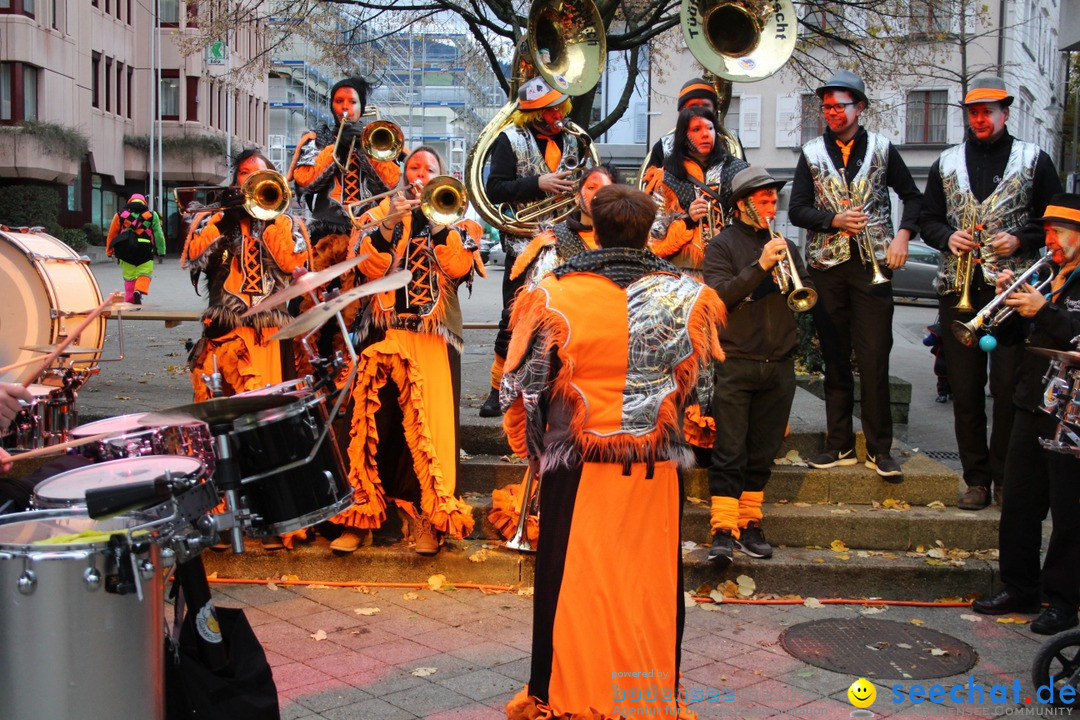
678, 78, 718, 111
518, 77, 569, 111
730, 166, 786, 202
963, 76, 1014, 107
1034, 193, 1080, 226
128, 193, 146, 206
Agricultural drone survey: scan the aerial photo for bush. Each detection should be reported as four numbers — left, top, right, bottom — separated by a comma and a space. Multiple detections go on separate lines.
795, 311, 824, 375
60, 227, 88, 252
0, 184, 63, 237
83, 222, 105, 246
18, 121, 90, 161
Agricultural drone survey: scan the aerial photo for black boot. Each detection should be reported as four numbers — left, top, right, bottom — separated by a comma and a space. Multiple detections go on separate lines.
479, 388, 502, 418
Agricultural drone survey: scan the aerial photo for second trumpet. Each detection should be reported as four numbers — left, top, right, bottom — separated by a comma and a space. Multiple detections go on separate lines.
769, 220, 817, 313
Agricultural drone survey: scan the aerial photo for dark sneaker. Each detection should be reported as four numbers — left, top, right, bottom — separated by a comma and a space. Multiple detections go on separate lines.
958, 485, 991, 511
735, 522, 773, 559
808, 448, 857, 469
478, 388, 502, 418
707, 530, 734, 568
1031, 606, 1079, 635
132, 290, 143, 305
971, 589, 1041, 615
866, 454, 904, 483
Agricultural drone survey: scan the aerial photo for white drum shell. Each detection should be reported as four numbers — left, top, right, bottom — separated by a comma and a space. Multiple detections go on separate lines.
0, 510, 163, 720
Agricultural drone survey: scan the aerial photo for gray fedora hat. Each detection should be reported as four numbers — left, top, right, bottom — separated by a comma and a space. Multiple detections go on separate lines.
963, 76, 1014, 107
815, 69, 868, 105
730, 166, 786, 203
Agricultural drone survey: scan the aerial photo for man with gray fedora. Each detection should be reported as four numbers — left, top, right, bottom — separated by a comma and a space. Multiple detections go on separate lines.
919, 75, 1061, 510
790, 69, 923, 483
702, 165, 812, 567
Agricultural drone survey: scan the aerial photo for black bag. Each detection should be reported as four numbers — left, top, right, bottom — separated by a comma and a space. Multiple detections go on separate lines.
112, 225, 154, 265
165, 605, 280, 720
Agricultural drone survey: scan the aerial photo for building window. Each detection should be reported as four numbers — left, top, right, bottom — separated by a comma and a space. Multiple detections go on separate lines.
104, 57, 112, 114
186, 75, 199, 121
116, 62, 123, 116
800, 93, 825, 145
126, 66, 133, 119
92, 52, 100, 109
22, 65, 37, 121
185, 0, 196, 27
905, 90, 948, 144
159, 0, 178, 26
1, 63, 41, 123
803, 5, 843, 32
0, 64, 12, 120
160, 71, 179, 120
0, 0, 35, 16
51, 0, 65, 31
910, 1, 952, 34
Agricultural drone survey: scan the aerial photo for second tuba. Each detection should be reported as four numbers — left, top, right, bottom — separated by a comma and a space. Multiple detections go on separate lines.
680, 0, 797, 83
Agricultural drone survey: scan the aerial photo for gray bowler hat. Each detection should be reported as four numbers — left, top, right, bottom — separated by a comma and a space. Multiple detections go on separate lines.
963, 76, 1014, 107
730, 166, 786, 203
816, 69, 868, 105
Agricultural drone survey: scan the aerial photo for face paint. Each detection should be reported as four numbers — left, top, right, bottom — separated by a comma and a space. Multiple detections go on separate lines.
540, 107, 565, 133
332, 87, 361, 123
405, 150, 440, 188
821, 90, 863, 136
236, 155, 269, 187
579, 171, 613, 217
686, 116, 716, 157
681, 97, 715, 114
1045, 222, 1080, 270
967, 103, 1008, 142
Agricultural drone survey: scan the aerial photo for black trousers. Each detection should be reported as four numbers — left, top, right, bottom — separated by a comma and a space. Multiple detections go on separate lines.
938, 282, 1023, 488
808, 257, 894, 458
494, 240, 525, 361
999, 408, 1080, 611
707, 357, 796, 498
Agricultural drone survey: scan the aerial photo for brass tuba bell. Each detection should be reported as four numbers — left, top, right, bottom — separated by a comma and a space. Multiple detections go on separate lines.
680, 0, 797, 83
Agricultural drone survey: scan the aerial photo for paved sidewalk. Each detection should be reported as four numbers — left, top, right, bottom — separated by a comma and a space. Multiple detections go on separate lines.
212, 581, 1063, 719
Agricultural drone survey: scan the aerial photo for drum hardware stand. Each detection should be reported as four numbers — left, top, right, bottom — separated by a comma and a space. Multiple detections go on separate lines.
105, 533, 152, 601
54, 306, 127, 364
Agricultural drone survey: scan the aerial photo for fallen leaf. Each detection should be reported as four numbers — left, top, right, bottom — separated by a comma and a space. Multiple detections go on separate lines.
910, 618, 925, 626
206, 571, 218, 579
517, 586, 534, 597
835, 554, 851, 561
736, 575, 756, 598
995, 617, 1030, 625
681, 541, 700, 551
686, 496, 706, 506
831, 508, 857, 514
830, 539, 849, 552
114, 395, 131, 400
804, 597, 824, 608
428, 574, 447, 591
793, 502, 811, 507
709, 589, 726, 604
469, 549, 489, 563
861, 607, 886, 615
897, 643, 913, 649
927, 547, 947, 559
700, 602, 724, 612
684, 592, 696, 608
915, 545, 926, 554
459, 449, 473, 460
310, 629, 327, 641
411, 667, 438, 677
812, 557, 826, 563
354, 607, 381, 616
930, 648, 949, 656
266, 581, 278, 591
402, 592, 420, 601
927, 501, 946, 509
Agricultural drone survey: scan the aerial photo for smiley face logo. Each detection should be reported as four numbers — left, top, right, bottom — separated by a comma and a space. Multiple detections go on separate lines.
847, 678, 876, 708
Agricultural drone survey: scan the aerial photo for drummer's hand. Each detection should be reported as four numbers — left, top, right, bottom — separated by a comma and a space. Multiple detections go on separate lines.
0, 383, 33, 433
1003, 283, 1046, 317
0, 448, 12, 474
995, 269, 1015, 294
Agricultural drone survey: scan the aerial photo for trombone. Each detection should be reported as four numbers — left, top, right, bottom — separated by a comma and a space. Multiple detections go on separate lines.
333, 116, 405, 172
172, 169, 292, 221
347, 176, 468, 234
768, 219, 817, 313
951, 255, 1055, 350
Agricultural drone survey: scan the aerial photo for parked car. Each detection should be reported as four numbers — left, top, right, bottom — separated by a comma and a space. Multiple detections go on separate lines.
891, 241, 940, 301
482, 234, 506, 266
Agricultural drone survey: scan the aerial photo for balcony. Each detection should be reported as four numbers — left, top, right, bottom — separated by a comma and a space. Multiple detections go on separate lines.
0, 125, 82, 184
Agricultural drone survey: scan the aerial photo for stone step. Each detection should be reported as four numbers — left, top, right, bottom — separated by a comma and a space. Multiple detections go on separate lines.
457, 452, 964, 507
200, 535, 998, 603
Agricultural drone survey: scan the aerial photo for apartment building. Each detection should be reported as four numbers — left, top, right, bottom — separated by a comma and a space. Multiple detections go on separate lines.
0, 0, 268, 237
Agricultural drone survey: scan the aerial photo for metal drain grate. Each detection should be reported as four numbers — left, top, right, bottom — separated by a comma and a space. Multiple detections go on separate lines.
780, 618, 978, 680
924, 450, 961, 461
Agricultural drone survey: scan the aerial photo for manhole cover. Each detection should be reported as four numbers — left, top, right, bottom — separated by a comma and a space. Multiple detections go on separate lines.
924, 450, 961, 461
780, 618, 977, 680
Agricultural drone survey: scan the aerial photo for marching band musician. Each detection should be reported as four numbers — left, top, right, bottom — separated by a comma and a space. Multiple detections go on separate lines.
488, 164, 614, 545
182, 150, 312, 402
702, 167, 809, 567
502, 185, 723, 720
288, 77, 403, 370
646, 105, 748, 281
970, 193, 1080, 635
919, 75, 1061, 510
331, 146, 476, 556
642, 77, 733, 174
479, 77, 578, 418
790, 70, 922, 483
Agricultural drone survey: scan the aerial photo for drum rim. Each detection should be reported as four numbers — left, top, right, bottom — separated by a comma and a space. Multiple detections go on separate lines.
0, 508, 155, 552
230, 393, 315, 432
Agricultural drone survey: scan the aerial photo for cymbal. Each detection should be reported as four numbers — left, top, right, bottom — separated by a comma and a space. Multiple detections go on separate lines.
20, 344, 102, 355
241, 253, 370, 318
269, 269, 411, 341
1029, 347, 1080, 366
141, 395, 296, 428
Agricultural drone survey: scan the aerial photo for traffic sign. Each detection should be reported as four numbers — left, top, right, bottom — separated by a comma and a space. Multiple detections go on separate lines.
207, 41, 227, 65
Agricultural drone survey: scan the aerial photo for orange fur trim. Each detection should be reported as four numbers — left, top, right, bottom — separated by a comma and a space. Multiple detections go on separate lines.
291, 132, 336, 190
648, 218, 699, 263
488, 474, 539, 545
490, 354, 506, 390
710, 495, 739, 535
682, 403, 715, 449
510, 231, 557, 280
738, 490, 764, 526
642, 165, 665, 195
503, 396, 529, 457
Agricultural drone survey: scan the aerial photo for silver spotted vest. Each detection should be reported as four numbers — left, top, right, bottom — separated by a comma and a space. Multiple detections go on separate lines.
803, 132, 892, 270
502, 125, 580, 225
935, 139, 1040, 292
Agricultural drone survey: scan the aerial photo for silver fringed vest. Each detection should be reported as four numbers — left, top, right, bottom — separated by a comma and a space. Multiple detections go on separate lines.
502, 126, 580, 225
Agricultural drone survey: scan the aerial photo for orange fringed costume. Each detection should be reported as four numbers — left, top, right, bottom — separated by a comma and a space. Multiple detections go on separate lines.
501, 248, 725, 720
182, 211, 311, 400
333, 202, 477, 539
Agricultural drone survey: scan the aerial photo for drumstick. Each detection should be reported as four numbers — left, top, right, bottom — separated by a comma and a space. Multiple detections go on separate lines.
0, 355, 51, 375
3, 432, 117, 463
22, 291, 120, 388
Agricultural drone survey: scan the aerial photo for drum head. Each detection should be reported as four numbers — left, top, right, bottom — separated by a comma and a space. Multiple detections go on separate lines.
72, 413, 149, 437
0, 229, 104, 385
0, 509, 146, 550
237, 378, 313, 397
33, 456, 204, 505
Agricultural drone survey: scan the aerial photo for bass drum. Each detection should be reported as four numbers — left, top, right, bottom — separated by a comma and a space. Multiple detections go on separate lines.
0, 227, 105, 384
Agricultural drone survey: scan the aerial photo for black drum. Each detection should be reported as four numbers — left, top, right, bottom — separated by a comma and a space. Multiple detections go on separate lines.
230, 393, 352, 536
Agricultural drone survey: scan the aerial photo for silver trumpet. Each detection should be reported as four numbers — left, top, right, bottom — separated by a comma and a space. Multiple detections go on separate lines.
951, 255, 1056, 349
504, 467, 539, 553
768, 220, 817, 313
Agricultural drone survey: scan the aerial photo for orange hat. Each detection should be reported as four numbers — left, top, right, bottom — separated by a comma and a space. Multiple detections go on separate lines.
518, 77, 568, 111
963, 76, 1013, 107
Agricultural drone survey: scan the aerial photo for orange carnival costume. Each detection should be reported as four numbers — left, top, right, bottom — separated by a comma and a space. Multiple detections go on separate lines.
182, 210, 311, 400
336, 200, 477, 547
502, 248, 725, 719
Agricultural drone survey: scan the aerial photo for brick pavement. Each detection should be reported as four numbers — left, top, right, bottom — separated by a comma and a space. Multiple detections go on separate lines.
209, 581, 1061, 719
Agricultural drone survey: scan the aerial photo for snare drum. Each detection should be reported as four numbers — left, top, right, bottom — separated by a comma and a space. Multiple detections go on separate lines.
230, 393, 351, 536
31, 455, 206, 509
0, 509, 164, 720
237, 376, 314, 397
71, 413, 217, 474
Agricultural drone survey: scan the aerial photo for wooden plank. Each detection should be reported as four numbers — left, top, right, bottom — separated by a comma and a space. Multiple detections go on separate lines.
102, 311, 499, 331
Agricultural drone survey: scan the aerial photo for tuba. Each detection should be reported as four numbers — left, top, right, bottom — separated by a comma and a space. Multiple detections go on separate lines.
464, 0, 605, 237
680, 0, 797, 83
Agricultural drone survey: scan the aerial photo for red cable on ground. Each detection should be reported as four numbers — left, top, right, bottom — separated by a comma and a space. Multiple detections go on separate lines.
691, 597, 974, 607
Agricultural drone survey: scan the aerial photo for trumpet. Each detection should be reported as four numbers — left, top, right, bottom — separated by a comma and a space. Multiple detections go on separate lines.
172, 169, 292, 221
768, 219, 817, 313
839, 168, 889, 286
951, 255, 1055, 351
348, 176, 468, 234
